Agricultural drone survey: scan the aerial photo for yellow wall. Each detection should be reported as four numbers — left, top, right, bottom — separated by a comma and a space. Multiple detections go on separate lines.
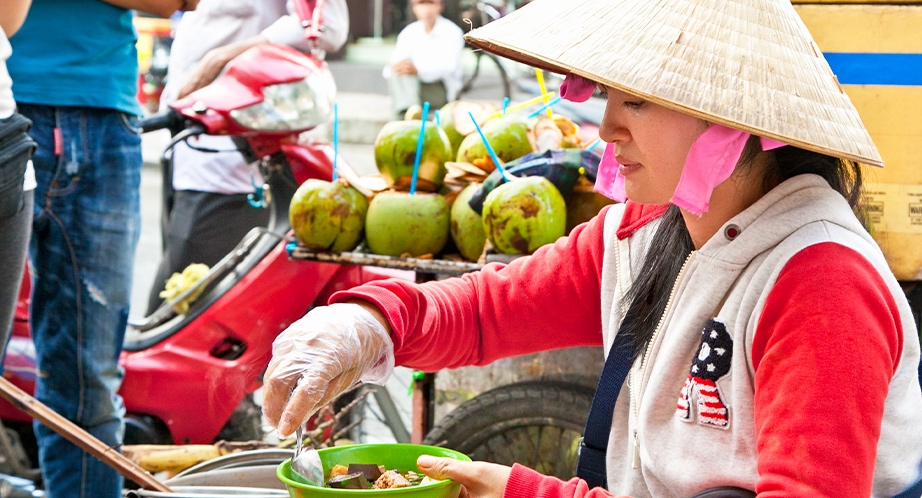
796, 4, 922, 279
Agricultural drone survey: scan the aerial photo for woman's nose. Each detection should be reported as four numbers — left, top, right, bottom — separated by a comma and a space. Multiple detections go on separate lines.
598, 99, 630, 145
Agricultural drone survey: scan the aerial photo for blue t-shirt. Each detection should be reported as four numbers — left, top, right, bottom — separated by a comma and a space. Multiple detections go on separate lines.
8, 0, 141, 115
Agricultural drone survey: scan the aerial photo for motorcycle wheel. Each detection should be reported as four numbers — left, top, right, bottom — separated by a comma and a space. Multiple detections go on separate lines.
214, 394, 263, 443
422, 380, 593, 480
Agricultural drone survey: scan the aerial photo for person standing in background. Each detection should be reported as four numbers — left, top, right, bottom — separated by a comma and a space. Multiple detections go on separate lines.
7, 0, 197, 496
146, 0, 349, 314
383, 0, 464, 119
0, 0, 34, 359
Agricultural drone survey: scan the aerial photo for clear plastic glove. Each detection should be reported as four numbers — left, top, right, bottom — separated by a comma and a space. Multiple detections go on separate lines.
262, 302, 395, 437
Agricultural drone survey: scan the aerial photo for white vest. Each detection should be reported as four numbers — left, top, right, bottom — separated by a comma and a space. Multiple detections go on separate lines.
599, 175, 922, 497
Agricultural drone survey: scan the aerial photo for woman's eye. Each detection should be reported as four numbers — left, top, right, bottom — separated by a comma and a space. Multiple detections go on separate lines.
623, 101, 645, 109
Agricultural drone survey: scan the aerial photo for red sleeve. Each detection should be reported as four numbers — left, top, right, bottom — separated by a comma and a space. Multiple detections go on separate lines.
503, 464, 630, 498
328, 206, 612, 371
751, 242, 902, 497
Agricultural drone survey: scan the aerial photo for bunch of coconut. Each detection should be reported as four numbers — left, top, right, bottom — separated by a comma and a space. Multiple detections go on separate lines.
442, 101, 618, 260
436, 103, 571, 260
362, 117, 456, 258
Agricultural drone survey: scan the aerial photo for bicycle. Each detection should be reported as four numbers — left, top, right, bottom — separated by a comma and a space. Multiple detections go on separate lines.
457, 1, 513, 102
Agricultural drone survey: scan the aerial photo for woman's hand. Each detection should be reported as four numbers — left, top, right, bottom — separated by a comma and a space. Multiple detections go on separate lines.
417, 455, 511, 498
261, 302, 394, 437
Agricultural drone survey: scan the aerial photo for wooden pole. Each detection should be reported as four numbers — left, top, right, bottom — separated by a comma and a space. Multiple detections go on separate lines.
0, 376, 172, 492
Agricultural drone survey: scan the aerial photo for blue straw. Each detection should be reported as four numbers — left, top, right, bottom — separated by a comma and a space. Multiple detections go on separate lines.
409, 101, 431, 195
467, 111, 513, 182
332, 103, 339, 181
527, 95, 562, 118
435, 109, 441, 127
585, 137, 602, 150
502, 97, 510, 115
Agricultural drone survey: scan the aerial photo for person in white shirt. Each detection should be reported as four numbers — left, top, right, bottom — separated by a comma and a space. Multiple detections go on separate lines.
383, 0, 464, 119
146, 0, 349, 314
0, 0, 35, 356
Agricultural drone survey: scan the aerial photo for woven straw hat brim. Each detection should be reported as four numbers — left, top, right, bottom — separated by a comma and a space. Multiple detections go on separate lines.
465, 0, 883, 167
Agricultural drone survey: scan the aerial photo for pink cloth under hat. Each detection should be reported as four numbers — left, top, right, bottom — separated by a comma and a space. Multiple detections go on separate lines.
567, 73, 786, 215
592, 129, 786, 215
559, 74, 596, 103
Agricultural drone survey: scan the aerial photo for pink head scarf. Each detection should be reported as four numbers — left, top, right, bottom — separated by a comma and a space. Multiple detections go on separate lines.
561, 74, 786, 216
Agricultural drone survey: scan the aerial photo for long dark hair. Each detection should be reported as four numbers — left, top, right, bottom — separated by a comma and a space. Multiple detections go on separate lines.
620, 138, 864, 359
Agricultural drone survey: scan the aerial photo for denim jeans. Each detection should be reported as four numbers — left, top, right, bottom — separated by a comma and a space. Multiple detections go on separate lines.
18, 104, 141, 498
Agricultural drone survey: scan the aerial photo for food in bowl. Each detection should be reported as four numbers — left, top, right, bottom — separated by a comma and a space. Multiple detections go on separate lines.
327, 463, 426, 489
278, 443, 470, 497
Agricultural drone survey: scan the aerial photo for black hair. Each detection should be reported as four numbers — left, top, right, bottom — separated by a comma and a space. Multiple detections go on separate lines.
620, 139, 864, 360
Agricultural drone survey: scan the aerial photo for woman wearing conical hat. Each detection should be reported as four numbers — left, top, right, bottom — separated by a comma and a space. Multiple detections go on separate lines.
262, 0, 922, 496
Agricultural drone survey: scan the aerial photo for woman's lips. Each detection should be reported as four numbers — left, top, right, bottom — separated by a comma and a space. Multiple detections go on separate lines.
615, 156, 641, 175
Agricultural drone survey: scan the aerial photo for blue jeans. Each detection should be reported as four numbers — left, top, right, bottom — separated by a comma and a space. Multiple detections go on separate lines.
18, 104, 141, 498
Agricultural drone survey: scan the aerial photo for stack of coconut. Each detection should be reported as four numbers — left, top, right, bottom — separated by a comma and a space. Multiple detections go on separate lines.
288, 100, 613, 263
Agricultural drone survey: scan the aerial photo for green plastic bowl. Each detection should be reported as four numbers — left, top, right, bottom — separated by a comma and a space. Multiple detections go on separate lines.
277, 443, 470, 498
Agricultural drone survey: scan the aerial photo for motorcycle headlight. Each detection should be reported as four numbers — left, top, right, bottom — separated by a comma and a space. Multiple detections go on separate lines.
229, 68, 336, 132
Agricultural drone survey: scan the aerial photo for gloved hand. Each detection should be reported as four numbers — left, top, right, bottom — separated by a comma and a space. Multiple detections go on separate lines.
262, 302, 395, 437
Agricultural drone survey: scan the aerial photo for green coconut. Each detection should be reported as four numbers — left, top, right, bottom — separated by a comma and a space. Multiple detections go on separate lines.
450, 183, 487, 262
456, 115, 532, 166
365, 191, 450, 257
374, 120, 452, 192
438, 101, 466, 157
482, 176, 566, 255
289, 179, 369, 252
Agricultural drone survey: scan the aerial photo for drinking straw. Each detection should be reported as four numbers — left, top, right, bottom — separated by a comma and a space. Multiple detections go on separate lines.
502, 96, 510, 115
535, 69, 553, 118
485, 93, 556, 120
527, 95, 562, 118
467, 111, 513, 183
332, 102, 339, 181
585, 137, 603, 150
435, 109, 441, 127
409, 101, 431, 195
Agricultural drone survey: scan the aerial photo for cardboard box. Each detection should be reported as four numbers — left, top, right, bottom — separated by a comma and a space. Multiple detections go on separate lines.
795, 3, 922, 280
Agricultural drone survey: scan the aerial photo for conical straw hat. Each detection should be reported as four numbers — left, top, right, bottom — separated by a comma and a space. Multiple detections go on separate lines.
465, 0, 883, 167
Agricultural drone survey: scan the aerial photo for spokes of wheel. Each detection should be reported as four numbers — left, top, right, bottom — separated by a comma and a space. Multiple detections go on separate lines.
423, 380, 595, 480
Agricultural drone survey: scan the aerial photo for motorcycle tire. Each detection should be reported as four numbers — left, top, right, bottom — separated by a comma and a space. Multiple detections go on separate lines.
422, 380, 594, 480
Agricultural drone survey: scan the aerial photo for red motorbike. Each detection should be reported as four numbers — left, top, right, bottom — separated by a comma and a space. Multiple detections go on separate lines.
0, 0, 410, 482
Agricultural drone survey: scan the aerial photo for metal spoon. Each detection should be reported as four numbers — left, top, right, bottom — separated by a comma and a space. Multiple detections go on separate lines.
290, 425, 324, 486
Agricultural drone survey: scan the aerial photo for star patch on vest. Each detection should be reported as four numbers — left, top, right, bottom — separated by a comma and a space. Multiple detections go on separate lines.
676, 319, 732, 428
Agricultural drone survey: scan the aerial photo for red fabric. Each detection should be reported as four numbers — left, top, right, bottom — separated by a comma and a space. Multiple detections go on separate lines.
615, 202, 668, 240
503, 464, 626, 498
329, 206, 613, 371
751, 242, 901, 497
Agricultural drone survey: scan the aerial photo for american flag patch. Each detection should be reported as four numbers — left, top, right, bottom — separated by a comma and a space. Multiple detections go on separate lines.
677, 320, 732, 428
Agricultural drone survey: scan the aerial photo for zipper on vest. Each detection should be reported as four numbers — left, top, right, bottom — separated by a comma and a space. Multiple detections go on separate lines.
629, 250, 696, 469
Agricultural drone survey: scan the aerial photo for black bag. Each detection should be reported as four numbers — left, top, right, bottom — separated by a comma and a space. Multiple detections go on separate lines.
0, 112, 37, 219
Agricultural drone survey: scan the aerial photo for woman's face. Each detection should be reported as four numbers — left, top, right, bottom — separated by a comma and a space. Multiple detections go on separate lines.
598, 87, 709, 205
